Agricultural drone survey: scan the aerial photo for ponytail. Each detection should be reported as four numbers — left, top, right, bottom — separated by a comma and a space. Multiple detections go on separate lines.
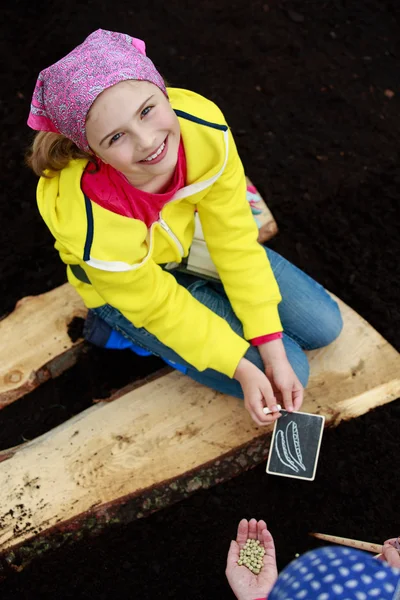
26, 131, 96, 177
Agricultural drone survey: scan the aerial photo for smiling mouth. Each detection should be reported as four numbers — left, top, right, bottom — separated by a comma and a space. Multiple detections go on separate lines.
141, 139, 167, 162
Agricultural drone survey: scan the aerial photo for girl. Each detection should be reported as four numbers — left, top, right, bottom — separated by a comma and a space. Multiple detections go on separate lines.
27, 29, 342, 426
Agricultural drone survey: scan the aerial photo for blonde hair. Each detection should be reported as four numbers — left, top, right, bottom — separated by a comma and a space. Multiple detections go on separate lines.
26, 131, 96, 177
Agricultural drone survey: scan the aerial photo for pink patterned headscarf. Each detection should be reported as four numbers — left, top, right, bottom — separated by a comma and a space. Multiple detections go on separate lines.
27, 29, 167, 152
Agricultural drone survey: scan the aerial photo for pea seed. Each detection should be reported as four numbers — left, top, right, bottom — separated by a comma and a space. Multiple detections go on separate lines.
236, 538, 266, 574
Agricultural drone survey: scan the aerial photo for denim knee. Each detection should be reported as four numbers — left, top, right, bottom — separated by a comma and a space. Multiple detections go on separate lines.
290, 348, 310, 388
186, 368, 245, 399
315, 297, 343, 348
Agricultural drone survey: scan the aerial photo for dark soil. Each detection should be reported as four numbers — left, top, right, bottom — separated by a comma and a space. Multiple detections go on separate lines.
1, 0, 399, 598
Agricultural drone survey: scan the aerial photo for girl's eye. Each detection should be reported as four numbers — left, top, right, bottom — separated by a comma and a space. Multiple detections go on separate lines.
141, 106, 153, 118
108, 106, 153, 145
109, 132, 124, 145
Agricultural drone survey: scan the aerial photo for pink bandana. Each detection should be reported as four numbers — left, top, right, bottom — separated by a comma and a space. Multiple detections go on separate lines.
27, 29, 167, 152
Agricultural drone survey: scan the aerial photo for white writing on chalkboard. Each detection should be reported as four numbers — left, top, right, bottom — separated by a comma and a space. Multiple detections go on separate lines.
275, 421, 306, 474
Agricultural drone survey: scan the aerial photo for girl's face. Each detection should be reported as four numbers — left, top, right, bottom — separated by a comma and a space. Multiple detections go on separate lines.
86, 80, 180, 188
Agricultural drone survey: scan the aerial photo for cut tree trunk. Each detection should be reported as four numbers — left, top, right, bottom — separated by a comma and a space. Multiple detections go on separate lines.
0, 296, 399, 579
0, 285, 87, 409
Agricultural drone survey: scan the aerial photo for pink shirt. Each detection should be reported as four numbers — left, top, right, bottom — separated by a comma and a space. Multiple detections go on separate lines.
82, 139, 187, 227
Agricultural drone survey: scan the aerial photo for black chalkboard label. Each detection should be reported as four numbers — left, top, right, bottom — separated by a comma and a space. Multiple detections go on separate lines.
266, 410, 325, 481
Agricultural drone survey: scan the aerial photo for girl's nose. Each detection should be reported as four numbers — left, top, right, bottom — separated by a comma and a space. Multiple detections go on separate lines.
135, 131, 157, 155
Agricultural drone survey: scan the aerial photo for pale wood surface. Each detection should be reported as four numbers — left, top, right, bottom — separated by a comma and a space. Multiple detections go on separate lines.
310, 533, 384, 554
305, 296, 400, 422
0, 285, 87, 408
0, 296, 399, 574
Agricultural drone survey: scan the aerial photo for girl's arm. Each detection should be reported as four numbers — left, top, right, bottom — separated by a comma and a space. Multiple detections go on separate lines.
197, 124, 303, 412
258, 339, 303, 412
197, 127, 282, 343
234, 358, 281, 425
84, 259, 248, 378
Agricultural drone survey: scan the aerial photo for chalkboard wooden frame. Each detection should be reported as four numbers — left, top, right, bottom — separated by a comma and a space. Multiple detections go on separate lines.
266, 410, 325, 481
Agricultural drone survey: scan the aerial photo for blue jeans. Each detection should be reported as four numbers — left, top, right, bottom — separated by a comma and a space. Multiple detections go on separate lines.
90, 247, 343, 398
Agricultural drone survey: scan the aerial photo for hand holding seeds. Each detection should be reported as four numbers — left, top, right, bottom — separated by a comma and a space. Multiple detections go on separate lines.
238, 538, 265, 574
225, 518, 278, 600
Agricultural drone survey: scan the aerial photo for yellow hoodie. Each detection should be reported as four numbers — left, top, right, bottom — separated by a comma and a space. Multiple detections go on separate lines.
37, 88, 282, 377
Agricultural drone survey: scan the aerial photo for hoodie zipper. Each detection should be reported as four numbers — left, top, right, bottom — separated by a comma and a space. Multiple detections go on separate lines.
158, 216, 184, 257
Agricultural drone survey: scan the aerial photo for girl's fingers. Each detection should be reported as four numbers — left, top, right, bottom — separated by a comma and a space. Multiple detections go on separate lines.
292, 385, 304, 411
249, 406, 280, 427
226, 540, 240, 567
260, 383, 282, 422
257, 520, 267, 542
383, 544, 400, 568
280, 386, 293, 412
246, 391, 280, 426
385, 537, 399, 547
262, 381, 278, 411
236, 519, 249, 547
245, 402, 265, 426
237, 519, 269, 546
260, 410, 280, 424
261, 527, 277, 560
248, 518, 258, 540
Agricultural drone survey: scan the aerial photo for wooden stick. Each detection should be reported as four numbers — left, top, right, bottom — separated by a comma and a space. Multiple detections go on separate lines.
310, 533, 383, 554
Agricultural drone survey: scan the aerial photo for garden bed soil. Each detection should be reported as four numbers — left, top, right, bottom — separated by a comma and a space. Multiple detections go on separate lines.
0, 0, 399, 598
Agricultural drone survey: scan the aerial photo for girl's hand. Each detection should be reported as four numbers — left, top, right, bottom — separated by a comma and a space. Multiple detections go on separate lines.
226, 518, 278, 600
378, 538, 400, 568
234, 358, 282, 426
258, 339, 304, 412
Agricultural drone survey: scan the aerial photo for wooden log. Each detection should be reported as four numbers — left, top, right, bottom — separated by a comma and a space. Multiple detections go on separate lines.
0, 285, 87, 409
0, 296, 399, 578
